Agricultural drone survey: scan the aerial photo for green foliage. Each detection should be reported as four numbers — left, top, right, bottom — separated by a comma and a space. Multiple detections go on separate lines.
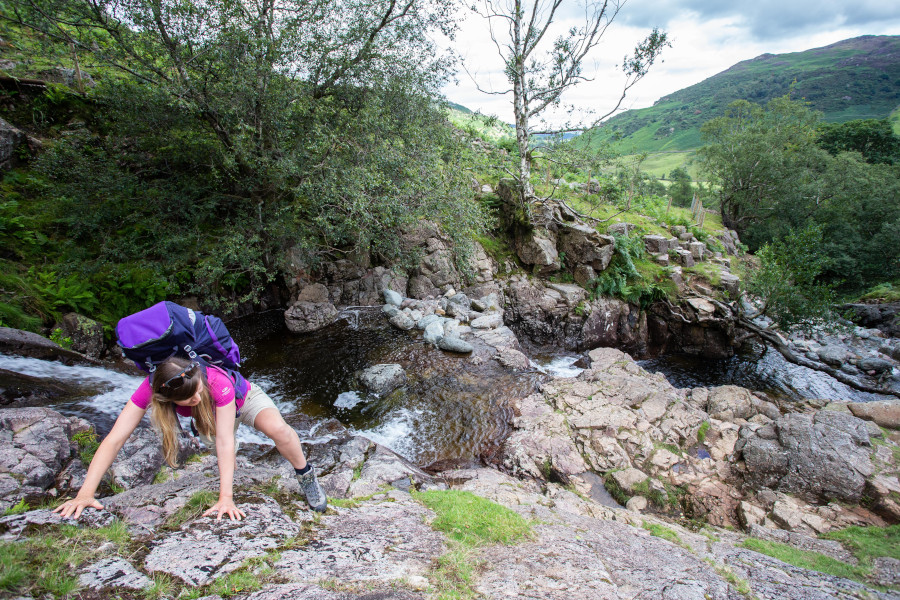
697, 421, 711, 443
818, 119, 900, 165
428, 545, 481, 600
2, 499, 29, 516
72, 428, 99, 466
746, 224, 837, 332
699, 96, 900, 292
642, 522, 682, 544
48, 327, 72, 349
667, 167, 694, 207
822, 524, 900, 566
590, 234, 677, 307
0, 0, 489, 323
209, 570, 263, 598
413, 490, 533, 547
859, 281, 900, 303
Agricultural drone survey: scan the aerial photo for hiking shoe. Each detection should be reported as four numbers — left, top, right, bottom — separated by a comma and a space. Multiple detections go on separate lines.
297, 468, 327, 512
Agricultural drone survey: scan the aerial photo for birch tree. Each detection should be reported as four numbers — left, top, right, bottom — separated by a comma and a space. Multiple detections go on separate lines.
470, 0, 668, 204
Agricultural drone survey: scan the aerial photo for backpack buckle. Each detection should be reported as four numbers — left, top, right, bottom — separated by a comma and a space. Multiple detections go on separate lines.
184, 344, 198, 359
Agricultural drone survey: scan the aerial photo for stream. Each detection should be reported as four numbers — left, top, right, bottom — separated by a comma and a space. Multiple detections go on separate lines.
0, 311, 890, 469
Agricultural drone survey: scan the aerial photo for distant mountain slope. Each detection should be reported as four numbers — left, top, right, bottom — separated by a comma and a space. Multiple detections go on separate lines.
584, 35, 900, 153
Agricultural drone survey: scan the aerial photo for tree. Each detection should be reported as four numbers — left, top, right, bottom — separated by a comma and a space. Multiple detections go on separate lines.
1, 0, 490, 312
667, 167, 692, 207
469, 0, 668, 205
817, 119, 900, 165
698, 97, 827, 236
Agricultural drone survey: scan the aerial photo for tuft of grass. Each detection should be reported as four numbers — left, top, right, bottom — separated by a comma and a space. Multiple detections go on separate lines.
428, 545, 481, 600
642, 521, 682, 545
741, 538, 868, 582
413, 490, 533, 547
72, 428, 100, 466
164, 489, 217, 530
705, 559, 753, 597
209, 570, 263, 597
143, 573, 176, 600
697, 421, 711, 444
858, 281, 900, 303
2, 499, 29, 516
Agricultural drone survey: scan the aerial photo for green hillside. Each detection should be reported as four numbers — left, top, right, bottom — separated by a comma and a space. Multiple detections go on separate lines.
585, 35, 900, 154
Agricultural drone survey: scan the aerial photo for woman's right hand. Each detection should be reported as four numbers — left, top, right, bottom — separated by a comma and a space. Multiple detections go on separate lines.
53, 496, 104, 519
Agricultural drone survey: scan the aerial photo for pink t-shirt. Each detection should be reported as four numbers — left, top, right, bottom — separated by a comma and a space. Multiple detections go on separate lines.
130, 365, 247, 418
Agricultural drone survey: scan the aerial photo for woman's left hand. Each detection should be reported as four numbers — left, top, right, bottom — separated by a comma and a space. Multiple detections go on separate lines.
203, 497, 246, 521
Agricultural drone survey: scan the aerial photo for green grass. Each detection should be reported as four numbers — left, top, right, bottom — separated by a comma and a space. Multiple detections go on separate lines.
209, 570, 263, 597
697, 421, 711, 444
642, 522, 682, 545
2, 499, 29, 516
413, 490, 533, 547
858, 281, 900, 303
413, 490, 533, 600
428, 546, 481, 600
822, 524, 900, 566
0, 519, 130, 598
164, 489, 218, 530
741, 538, 868, 582
72, 428, 100, 466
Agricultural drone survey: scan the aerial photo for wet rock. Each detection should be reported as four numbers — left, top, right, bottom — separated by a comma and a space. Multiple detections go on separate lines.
742, 411, 874, 503
388, 312, 416, 331
79, 557, 152, 591
444, 293, 471, 318
0, 369, 98, 409
847, 400, 900, 429
0, 327, 95, 363
359, 364, 407, 396
56, 313, 106, 359
495, 348, 530, 370
284, 301, 338, 333
817, 345, 849, 367
383, 289, 403, 306
437, 336, 473, 353
0, 117, 27, 171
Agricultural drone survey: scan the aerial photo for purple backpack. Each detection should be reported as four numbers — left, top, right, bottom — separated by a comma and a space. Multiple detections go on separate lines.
115, 301, 249, 399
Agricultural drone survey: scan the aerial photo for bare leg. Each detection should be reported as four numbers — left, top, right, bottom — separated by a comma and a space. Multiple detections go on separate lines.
252, 407, 308, 470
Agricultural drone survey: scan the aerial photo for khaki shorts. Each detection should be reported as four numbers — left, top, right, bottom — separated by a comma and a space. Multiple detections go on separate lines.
198, 384, 278, 452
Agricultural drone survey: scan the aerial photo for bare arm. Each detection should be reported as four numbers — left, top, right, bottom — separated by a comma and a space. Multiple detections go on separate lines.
202, 402, 245, 521
54, 401, 146, 519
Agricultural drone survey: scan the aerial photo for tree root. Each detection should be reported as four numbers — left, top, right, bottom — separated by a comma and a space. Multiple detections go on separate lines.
737, 317, 900, 399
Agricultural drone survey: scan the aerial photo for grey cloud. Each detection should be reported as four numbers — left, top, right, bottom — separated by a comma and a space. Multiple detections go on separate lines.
618, 0, 900, 40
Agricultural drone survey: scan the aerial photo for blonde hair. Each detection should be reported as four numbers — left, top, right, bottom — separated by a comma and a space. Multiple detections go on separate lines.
149, 357, 216, 467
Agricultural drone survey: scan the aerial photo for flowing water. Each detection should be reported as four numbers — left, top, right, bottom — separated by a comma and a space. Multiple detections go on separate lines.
639, 341, 891, 403
0, 310, 542, 468
1, 311, 888, 470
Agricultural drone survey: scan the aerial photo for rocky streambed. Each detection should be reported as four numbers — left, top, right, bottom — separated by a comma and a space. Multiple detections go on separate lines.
2, 313, 900, 598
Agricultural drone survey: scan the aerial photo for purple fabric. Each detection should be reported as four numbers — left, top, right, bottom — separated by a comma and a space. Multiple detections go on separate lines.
116, 302, 173, 348
204, 317, 230, 359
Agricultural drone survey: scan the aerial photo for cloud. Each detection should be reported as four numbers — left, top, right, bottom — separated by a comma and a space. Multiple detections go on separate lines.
619, 0, 900, 40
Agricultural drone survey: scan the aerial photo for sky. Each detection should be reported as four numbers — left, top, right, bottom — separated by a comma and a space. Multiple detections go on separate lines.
440, 0, 900, 128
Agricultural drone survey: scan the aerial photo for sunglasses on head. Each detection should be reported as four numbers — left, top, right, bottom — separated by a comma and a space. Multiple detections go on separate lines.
160, 362, 200, 392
